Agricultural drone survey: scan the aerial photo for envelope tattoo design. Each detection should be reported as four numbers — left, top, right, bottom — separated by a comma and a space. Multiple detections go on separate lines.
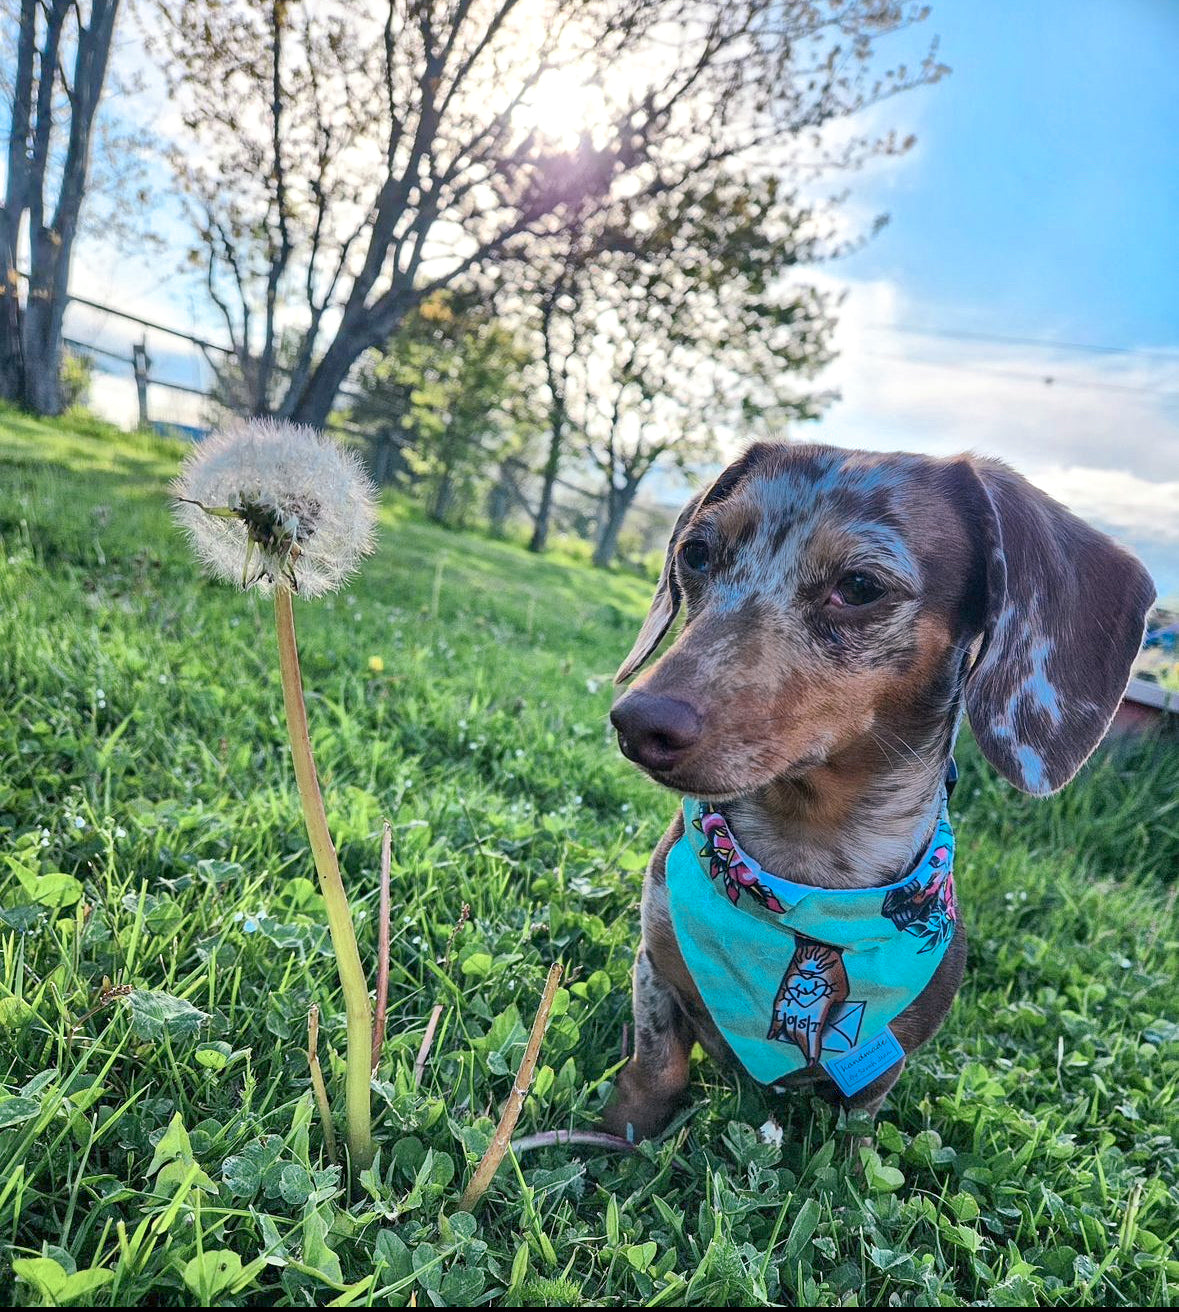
815, 1000, 865, 1054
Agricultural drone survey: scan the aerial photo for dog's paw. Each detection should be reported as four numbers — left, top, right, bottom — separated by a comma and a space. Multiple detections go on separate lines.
599, 1086, 684, 1144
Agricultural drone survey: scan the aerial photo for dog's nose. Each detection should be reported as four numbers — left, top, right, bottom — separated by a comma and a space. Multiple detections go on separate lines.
610, 691, 702, 772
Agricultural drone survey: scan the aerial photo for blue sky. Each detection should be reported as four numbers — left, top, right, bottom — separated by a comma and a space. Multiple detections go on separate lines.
844, 0, 1178, 347
811, 0, 1178, 599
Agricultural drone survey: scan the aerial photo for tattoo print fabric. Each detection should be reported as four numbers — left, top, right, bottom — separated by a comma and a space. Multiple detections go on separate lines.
766, 936, 851, 1064
665, 798, 958, 1085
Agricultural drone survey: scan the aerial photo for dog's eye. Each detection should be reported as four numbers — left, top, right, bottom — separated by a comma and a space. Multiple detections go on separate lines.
680, 538, 711, 574
828, 571, 886, 608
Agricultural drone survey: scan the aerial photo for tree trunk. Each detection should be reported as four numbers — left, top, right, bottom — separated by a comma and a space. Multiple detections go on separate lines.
22, 298, 64, 414
528, 419, 564, 552
592, 478, 640, 568
528, 293, 568, 553
0, 219, 24, 404
487, 467, 514, 535
372, 431, 401, 485
0, 0, 120, 415
284, 290, 413, 428
430, 465, 455, 523
21, 237, 68, 414
284, 325, 362, 427
0, 0, 38, 404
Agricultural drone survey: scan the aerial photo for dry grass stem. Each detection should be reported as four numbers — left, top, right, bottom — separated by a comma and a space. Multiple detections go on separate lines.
441, 902, 470, 972
372, 820, 392, 1072
306, 1005, 338, 1165
458, 962, 562, 1211
414, 1004, 445, 1088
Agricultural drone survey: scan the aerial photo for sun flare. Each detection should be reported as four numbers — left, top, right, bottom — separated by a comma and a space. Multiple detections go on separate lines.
522, 71, 609, 149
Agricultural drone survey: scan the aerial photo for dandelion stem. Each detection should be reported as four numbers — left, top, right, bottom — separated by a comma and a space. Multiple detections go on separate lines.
274, 586, 374, 1170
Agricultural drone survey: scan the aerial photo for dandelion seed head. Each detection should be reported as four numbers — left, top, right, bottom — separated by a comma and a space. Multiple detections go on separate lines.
172, 418, 377, 598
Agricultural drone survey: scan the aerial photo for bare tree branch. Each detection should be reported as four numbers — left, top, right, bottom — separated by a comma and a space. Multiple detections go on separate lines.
155, 0, 945, 427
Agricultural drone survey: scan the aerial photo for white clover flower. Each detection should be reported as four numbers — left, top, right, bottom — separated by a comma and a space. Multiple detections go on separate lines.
757, 1117, 784, 1149
173, 418, 377, 598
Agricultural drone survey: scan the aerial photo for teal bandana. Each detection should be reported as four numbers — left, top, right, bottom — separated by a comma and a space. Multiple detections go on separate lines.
665, 796, 958, 1091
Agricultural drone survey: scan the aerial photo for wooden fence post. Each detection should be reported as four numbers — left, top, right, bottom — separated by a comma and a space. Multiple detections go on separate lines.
132, 337, 151, 429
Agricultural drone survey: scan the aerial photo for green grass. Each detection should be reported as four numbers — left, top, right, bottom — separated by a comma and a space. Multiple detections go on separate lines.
1, 406, 1177, 1307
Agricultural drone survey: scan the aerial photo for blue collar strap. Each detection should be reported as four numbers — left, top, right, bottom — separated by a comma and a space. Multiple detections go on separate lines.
665, 793, 958, 1092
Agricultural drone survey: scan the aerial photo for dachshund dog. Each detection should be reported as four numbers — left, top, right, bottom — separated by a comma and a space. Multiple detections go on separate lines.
604, 442, 1155, 1142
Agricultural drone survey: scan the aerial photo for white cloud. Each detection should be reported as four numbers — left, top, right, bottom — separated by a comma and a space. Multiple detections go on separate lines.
814, 275, 1179, 475
798, 275, 1179, 595
1026, 466, 1179, 543
1025, 466, 1179, 601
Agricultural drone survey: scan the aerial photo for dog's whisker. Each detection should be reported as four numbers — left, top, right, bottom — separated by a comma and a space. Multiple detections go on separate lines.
868, 725, 940, 776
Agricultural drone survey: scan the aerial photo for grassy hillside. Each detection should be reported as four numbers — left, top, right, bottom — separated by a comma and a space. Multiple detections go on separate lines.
1, 407, 1177, 1307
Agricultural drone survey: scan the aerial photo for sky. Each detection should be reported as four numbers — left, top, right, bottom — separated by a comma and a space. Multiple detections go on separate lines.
805, 0, 1179, 598
58, 0, 1178, 597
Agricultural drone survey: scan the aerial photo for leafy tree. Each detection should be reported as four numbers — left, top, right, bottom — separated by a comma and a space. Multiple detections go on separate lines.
0, 0, 123, 413
59, 345, 94, 409
522, 235, 585, 553
153, 0, 945, 428
518, 169, 839, 561
350, 293, 534, 525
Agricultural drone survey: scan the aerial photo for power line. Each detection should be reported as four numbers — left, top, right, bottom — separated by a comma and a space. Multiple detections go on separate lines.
865, 322, 1179, 361
862, 350, 1178, 397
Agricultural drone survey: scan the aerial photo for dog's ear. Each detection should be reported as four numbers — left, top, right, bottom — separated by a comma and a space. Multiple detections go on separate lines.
961, 458, 1155, 795
615, 490, 706, 683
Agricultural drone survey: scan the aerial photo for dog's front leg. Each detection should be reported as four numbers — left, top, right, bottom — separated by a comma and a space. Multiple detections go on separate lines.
600, 946, 695, 1142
